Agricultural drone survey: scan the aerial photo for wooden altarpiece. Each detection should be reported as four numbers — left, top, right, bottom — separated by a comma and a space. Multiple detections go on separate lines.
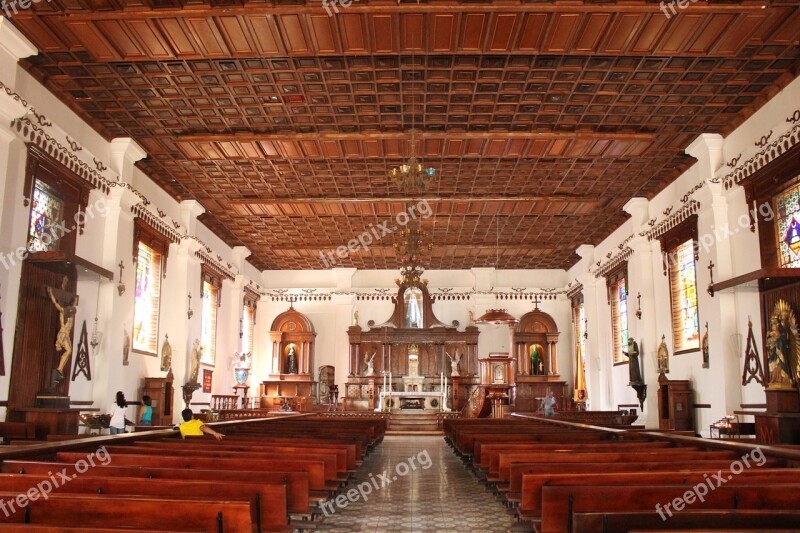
260, 306, 316, 412
513, 308, 567, 412
346, 280, 479, 411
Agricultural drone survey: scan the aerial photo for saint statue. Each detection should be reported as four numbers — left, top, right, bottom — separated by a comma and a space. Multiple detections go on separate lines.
622, 338, 644, 385
353, 308, 359, 327
160, 335, 172, 372
363, 350, 376, 377
766, 316, 793, 387
446, 351, 461, 377
47, 276, 79, 387
189, 339, 202, 383
284, 345, 298, 374
530, 345, 541, 376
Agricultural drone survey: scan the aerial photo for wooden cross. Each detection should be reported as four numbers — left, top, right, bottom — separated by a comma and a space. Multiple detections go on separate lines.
707, 261, 716, 297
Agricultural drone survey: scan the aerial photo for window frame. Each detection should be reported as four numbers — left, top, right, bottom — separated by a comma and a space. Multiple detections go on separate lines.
241, 288, 258, 354
200, 265, 222, 365
131, 219, 169, 356
606, 264, 628, 365
659, 216, 701, 355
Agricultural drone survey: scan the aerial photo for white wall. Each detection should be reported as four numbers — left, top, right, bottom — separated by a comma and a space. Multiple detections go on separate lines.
568, 74, 800, 433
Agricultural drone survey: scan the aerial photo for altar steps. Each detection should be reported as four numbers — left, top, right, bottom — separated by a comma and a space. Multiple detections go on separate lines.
386, 412, 441, 434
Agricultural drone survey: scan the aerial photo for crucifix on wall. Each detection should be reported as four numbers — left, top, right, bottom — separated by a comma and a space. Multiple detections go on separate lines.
46, 276, 79, 388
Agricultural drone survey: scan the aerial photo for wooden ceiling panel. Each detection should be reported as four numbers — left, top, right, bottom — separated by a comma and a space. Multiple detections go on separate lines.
13, 2, 800, 271
277, 14, 311, 54
247, 16, 284, 55
431, 14, 456, 52
157, 18, 201, 57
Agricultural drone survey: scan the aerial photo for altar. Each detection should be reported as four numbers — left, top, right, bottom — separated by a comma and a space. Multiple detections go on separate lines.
376, 391, 450, 413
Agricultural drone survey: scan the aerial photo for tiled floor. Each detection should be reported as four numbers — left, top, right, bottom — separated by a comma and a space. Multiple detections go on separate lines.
316, 435, 516, 533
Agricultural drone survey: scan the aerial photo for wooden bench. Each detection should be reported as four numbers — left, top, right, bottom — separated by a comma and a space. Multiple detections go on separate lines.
574, 508, 800, 532
0, 473, 291, 532
0, 492, 254, 531
2, 460, 313, 517
540, 484, 800, 533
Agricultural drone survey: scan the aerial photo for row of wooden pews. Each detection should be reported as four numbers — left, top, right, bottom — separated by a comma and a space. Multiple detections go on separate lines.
445, 414, 800, 532
0, 413, 385, 532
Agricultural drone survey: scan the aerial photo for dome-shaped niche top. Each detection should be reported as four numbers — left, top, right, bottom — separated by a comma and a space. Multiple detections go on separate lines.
516, 309, 558, 334
271, 307, 315, 334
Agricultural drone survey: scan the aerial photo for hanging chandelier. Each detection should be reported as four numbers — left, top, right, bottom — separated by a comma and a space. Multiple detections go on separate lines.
389, 130, 437, 191
394, 221, 432, 285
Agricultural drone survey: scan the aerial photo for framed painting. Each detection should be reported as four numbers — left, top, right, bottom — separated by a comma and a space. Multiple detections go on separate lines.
202, 369, 212, 393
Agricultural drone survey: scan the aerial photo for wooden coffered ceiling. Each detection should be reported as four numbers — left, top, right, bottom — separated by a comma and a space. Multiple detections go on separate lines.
10, 1, 800, 271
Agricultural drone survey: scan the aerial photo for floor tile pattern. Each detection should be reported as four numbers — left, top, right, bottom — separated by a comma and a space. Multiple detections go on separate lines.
317, 435, 515, 533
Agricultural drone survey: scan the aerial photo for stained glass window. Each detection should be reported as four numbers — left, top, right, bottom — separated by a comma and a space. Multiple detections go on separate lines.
132, 242, 162, 354
775, 179, 800, 268
27, 179, 64, 252
670, 239, 700, 351
201, 275, 220, 365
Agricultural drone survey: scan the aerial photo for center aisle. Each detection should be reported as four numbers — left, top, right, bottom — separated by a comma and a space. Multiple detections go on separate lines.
317, 435, 516, 533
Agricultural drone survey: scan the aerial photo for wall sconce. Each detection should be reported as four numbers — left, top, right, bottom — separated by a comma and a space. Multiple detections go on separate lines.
583, 318, 588, 340
636, 292, 642, 320
187, 293, 194, 320
116, 261, 125, 296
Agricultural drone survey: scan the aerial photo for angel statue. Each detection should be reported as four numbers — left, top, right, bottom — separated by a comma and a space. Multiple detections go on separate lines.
446, 351, 461, 377
363, 350, 376, 377
189, 339, 202, 384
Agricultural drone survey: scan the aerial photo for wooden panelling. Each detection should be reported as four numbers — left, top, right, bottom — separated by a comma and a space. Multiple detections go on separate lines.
9, 2, 800, 271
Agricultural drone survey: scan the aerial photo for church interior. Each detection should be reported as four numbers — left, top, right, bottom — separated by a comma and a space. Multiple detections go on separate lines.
0, 1, 799, 531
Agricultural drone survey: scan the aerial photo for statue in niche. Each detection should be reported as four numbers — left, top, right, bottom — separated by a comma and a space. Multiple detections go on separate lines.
363, 350, 376, 377
622, 338, 644, 385
766, 300, 798, 389
284, 344, 299, 374
530, 345, 542, 376
447, 351, 461, 376
405, 288, 423, 328
47, 276, 79, 386
189, 339, 202, 383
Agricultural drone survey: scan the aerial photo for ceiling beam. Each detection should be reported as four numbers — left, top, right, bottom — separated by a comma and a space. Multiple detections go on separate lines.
228, 195, 601, 205
179, 131, 655, 143
16, 2, 771, 21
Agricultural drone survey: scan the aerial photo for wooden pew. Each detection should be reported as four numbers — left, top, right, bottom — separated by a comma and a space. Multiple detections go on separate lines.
574, 508, 800, 532
494, 449, 738, 483
3, 460, 314, 517
0, 492, 254, 531
0, 473, 291, 532
540, 484, 800, 533
519, 468, 800, 520
55, 452, 332, 493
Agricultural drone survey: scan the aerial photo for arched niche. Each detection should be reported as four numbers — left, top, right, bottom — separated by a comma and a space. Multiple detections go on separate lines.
376, 281, 448, 330
513, 309, 560, 376
268, 307, 316, 376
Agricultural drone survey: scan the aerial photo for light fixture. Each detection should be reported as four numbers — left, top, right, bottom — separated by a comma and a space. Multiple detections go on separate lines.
389, 129, 437, 191
474, 308, 518, 325
389, 51, 437, 191
394, 221, 432, 285
187, 293, 194, 320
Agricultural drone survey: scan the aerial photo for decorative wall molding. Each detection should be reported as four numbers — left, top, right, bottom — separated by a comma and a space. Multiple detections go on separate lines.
264, 287, 569, 303
714, 110, 800, 189
645, 199, 701, 241
593, 247, 633, 278
131, 203, 182, 244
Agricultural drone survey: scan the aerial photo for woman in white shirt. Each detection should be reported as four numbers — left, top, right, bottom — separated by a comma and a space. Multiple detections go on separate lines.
107, 391, 128, 435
